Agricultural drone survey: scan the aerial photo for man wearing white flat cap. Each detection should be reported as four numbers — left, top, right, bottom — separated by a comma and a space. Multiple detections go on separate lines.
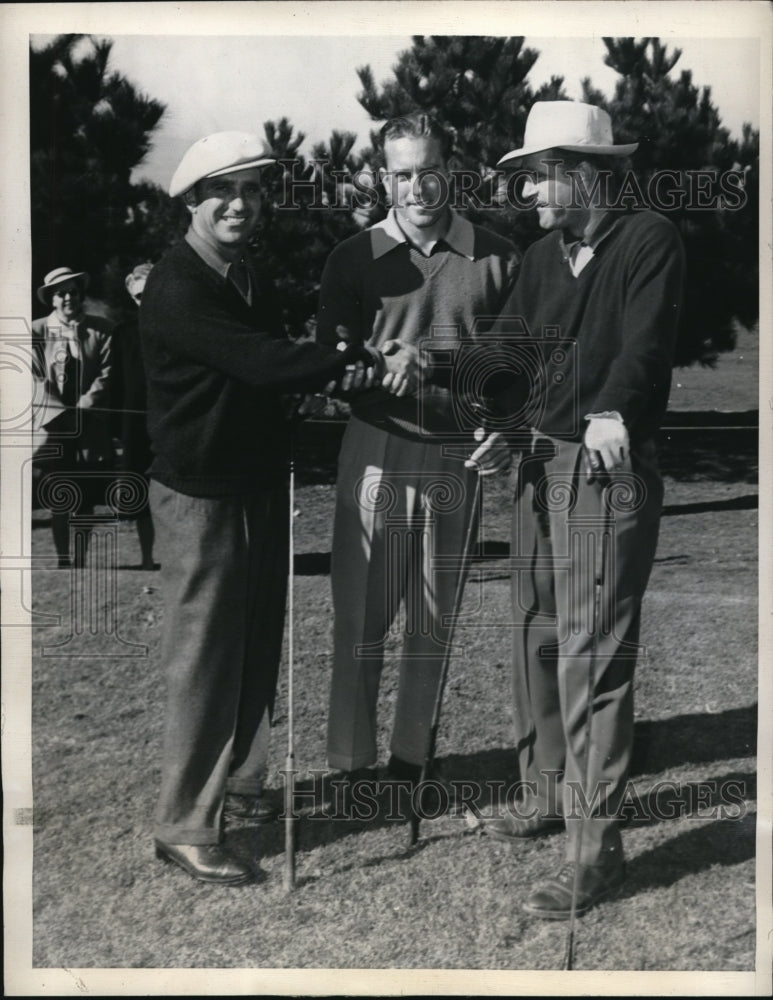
478, 102, 685, 918
141, 131, 418, 884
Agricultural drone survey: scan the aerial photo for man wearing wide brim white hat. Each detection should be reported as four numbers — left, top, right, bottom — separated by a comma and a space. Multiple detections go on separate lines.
31, 265, 113, 567
141, 131, 419, 885
496, 100, 638, 167
477, 102, 686, 919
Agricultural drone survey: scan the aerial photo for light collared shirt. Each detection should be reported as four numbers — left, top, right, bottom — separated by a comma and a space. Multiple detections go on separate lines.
185, 227, 252, 305
559, 212, 621, 278
370, 208, 477, 261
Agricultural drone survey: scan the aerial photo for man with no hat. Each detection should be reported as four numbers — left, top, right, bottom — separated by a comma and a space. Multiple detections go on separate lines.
476, 102, 685, 917
141, 131, 418, 884
317, 112, 518, 802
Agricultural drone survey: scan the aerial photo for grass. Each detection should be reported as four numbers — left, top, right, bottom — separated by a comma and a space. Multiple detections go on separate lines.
668, 322, 759, 414
24, 341, 761, 982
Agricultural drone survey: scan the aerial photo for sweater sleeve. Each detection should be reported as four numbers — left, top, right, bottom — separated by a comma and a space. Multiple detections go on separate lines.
590, 216, 685, 431
142, 256, 368, 393
316, 242, 366, 348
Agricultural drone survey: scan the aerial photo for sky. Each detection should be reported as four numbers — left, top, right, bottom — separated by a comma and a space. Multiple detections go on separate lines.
32, 32, 761, 190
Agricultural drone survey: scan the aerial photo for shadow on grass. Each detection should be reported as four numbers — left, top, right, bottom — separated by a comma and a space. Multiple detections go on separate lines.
230, 702, 756, 864
661, 494, 757, 516
294, 542, 512, 576
620, 770, 756, 830
623, 811, 756, 896
630, 703, 757, 775
294, 488, 757, 575
291, 416, 759, 487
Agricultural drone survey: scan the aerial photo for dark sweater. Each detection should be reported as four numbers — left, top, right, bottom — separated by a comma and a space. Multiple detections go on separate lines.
140, 240, 361, 495
496, 210, 685, 444
317, 220, 519, 439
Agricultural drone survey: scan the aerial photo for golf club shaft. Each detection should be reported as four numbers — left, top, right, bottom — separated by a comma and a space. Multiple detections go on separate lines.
565, 484, 610, 970
284, 455, 296, 893
409, 471, 482, 846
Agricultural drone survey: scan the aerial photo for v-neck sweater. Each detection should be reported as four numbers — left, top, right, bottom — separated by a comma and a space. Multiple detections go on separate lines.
498, 210, 685, 444
317, 219, 519, 439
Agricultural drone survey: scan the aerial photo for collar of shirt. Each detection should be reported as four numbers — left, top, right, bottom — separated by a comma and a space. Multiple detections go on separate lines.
559, 212, 621, 277
370, 208, 476, 261
45, 311, 83, 360
185, 227, 250, 286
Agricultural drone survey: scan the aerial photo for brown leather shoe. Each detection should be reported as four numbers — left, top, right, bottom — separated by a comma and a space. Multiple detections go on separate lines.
483, 812, 564, 841
522, 861, 625, 920
224, 792, 280, 823
154, 840, 255, 885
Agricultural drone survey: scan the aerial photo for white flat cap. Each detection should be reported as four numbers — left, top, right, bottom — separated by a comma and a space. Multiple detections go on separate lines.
498, 101, 638, 169
169, 131, 276, 197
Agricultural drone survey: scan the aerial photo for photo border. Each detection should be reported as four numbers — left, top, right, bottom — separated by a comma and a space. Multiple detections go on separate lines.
2, 2, 771, 995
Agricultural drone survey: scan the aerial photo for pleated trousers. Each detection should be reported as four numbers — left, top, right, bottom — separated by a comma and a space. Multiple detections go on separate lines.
327, 417, 477, 770
510, 433, 663, 865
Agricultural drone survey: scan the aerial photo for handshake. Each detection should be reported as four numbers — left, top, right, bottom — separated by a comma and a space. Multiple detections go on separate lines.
291, 335, 422, 421
337, 337, 421, 399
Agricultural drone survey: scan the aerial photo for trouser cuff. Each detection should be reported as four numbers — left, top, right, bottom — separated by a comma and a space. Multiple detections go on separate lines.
327, 751, 378, 771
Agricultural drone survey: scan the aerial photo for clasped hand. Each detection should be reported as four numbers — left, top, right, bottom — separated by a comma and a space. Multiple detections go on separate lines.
294, 338, 422, 416
334, 337, 421, 398
464, 427, 512, 476
379, 339, 421, 397
583, 417, 629, 481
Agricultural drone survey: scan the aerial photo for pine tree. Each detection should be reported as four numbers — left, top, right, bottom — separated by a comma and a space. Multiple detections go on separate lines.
582, 38, 759, 365
255, 119, 364, 337
30, 34, 166, 315
355, 35, 758, 366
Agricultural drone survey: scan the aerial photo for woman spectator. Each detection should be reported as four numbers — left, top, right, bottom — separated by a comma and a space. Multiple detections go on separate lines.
32, 267, 113, 568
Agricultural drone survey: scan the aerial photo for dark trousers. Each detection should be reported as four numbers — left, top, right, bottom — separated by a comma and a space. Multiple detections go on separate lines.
510, 434, 663, 866
150, 479, 288, 845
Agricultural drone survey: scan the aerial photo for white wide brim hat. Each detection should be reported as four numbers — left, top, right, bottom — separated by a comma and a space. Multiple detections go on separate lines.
37, 266, 90, 305
169, 131, 276, 197
498, 101, 638, 168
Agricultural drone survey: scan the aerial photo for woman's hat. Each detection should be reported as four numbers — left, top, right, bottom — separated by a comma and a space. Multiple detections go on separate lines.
497, 101, 638, 169
37, 267, 89, 306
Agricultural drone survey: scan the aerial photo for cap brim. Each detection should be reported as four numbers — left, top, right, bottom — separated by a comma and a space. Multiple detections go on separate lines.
171, 156, 277, 197
206, 157, 276, 178
497, 142, 639, 169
